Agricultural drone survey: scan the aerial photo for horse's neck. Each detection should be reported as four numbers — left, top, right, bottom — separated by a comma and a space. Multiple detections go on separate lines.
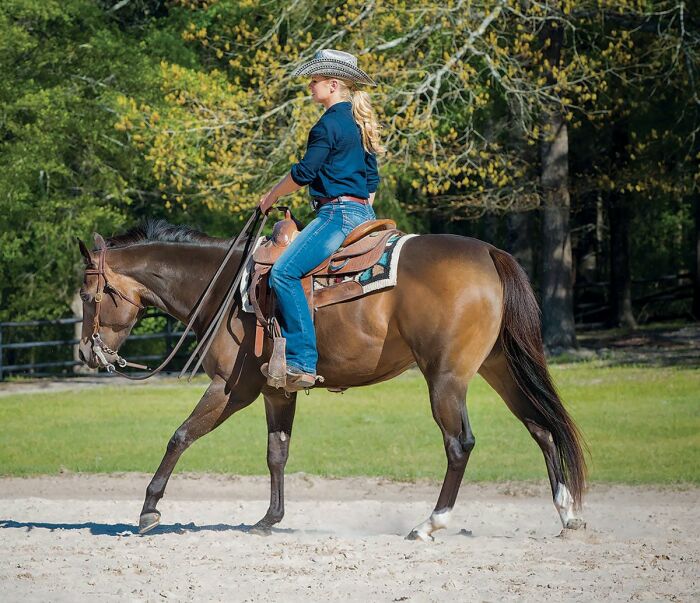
111, 243, 240, 328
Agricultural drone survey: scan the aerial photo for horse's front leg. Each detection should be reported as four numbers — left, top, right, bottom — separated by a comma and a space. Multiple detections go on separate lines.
251, 389, 297, 534
139, 375, 259, 534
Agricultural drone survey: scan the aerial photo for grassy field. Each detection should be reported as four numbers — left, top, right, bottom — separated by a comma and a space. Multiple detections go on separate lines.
1, 363, 698, 483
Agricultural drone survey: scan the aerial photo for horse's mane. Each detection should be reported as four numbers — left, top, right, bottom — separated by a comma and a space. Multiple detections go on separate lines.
105, 218, 224, 249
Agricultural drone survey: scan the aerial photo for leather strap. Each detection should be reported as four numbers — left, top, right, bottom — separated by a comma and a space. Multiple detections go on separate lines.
85, 210, 264, 380
313, 195, 369, 209
85, 245, 144, 338
179, 211, 268, 380
248, 266, 271, 327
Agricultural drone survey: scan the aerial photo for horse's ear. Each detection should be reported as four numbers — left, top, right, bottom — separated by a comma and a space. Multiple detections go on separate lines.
93, 232, 106, 250
77, 238, 93, 266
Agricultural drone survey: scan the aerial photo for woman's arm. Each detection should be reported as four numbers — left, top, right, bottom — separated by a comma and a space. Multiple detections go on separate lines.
259, 120, 332, 213
365, 151, 380, 203
258, 173, 302, 213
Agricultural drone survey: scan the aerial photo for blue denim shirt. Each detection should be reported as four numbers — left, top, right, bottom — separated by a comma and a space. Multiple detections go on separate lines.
290, 101, 380, 199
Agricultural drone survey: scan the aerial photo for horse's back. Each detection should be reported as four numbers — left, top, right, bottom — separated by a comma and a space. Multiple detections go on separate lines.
397, 233, 502, 283
393, 233, 504, 340
314, 233, 505, 386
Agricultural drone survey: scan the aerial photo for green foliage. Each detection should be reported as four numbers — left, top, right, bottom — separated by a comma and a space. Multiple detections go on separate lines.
0, 0, 697, 325
0, 0, 194, 320
1, 365, 698, 483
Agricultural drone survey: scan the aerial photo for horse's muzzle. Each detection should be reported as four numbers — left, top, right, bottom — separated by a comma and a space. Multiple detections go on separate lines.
78, 339, 99, 369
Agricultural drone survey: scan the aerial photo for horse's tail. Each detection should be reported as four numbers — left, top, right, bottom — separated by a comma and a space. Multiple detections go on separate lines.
488, 248, 587, 508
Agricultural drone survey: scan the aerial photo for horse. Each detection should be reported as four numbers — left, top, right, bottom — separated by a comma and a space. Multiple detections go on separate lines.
76, 218, 587, 540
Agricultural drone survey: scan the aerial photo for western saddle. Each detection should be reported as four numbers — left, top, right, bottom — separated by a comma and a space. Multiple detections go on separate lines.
247, 209, 400, 362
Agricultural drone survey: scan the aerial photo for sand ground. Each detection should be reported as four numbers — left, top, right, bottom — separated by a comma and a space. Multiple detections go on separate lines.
1, 473, 698, 602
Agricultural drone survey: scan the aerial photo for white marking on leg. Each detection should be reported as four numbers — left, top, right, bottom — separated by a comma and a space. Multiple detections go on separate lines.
555, 483, 582, 528
410, 509, 452, 541
431, 509, 451, 530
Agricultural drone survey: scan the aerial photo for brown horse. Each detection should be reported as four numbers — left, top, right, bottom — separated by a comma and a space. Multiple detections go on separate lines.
76, 219, 587, 539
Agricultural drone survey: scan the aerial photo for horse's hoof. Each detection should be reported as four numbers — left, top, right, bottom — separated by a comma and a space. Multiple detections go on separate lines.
249, 524, 273, 536
139, 511, 161, 534
405, 530, 433, 542
250, 518, 276, 536
564, 517, 586, 530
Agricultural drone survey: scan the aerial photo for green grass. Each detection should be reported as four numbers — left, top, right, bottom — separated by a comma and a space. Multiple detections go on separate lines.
1, 363, 698, 483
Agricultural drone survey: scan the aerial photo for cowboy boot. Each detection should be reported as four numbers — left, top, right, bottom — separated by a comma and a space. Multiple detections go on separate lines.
283, 366, 318, 391
260, 363, 318, 392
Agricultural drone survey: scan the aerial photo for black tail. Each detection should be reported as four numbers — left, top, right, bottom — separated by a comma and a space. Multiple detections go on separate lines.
489, 249, 587, 508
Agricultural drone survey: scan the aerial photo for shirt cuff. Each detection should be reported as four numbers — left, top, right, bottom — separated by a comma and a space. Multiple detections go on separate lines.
289, 166, 306, 186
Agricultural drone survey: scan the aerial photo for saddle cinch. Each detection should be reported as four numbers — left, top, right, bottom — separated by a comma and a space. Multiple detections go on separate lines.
248, 208, 401, 386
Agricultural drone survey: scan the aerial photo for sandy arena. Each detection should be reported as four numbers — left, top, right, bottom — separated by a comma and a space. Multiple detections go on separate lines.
1, 473, 698, 601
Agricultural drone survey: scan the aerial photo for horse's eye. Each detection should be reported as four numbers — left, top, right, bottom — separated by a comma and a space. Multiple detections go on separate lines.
80, 290, 91, 302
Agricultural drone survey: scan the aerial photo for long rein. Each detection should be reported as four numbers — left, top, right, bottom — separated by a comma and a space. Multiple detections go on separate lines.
85, 209, 267, 381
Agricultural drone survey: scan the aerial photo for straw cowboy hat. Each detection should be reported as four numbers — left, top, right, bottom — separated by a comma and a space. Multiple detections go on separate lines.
291, 49, 377, 86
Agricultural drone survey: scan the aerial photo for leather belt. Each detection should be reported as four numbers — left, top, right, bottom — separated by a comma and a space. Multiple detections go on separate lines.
312, 195, 369, 210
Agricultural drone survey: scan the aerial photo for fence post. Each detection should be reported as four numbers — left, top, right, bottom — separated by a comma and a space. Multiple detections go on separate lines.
71, 292, 94, 374
166, 316, 174, 358
0, 312, 189, 379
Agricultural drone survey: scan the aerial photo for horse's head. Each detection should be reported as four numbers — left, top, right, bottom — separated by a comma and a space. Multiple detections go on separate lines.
77, 233, 147, 371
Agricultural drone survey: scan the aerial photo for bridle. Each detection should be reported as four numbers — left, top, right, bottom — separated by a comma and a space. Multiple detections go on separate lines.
84, 244, 149, 374
81, 209, 268, 380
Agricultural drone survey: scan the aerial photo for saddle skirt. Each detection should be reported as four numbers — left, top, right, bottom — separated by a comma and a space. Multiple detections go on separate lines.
245, 211, 410, 357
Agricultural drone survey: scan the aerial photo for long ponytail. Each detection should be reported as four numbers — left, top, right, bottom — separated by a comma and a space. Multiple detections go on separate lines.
351, 89, 385, 155
337, 79, 385, 155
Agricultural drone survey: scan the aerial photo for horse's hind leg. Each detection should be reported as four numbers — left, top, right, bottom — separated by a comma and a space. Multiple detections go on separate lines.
479, 349, 585, 530
139, 375, 258, 534
524, 419, 585, 529
251, 389, 297, 534
407, 373, 475, 541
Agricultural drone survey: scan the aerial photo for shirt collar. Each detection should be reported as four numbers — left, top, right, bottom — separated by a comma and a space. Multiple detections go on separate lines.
325, 101, 351, 114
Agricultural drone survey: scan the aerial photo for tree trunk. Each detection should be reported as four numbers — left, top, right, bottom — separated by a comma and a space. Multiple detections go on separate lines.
608, 194, 637, 328
483, 212, 500, 246
605, 119, 637, 328
540, 115, 577, 350
694, 191, 700, 319
505, 210, 534, 278
596, 193, 605, 271
539, 19, 577, 352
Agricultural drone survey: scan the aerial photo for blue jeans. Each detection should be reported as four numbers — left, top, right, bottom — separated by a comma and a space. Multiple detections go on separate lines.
269, 200, 376, 374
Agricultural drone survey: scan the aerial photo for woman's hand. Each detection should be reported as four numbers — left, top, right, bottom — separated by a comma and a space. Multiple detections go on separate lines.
258, 190, 278, 215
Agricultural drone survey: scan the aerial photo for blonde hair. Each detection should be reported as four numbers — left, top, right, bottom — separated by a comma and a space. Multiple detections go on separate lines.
337, 79, 386, 156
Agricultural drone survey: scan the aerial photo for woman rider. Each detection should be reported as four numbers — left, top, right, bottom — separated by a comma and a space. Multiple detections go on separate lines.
258, 48, 384, 391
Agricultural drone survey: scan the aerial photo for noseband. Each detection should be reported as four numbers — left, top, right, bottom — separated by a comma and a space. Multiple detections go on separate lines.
84, 245, 148, 374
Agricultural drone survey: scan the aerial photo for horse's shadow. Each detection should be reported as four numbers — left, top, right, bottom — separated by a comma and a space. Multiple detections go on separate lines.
0, 519, 299, 537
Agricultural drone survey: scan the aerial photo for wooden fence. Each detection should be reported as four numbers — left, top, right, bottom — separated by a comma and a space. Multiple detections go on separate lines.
0, 312, 195, 381
574, 271, 693, 328
0, 272, 693, 380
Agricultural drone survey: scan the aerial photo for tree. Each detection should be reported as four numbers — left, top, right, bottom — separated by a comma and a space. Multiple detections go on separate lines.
3, 0, 697, 333
538, 15, 577, 349
0, 0, 188, 320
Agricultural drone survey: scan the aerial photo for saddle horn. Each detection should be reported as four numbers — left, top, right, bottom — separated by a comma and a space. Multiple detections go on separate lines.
274, 205, 304, 231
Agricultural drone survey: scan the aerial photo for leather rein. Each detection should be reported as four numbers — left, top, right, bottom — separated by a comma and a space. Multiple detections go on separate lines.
83, 209, 267, 380
84, 244, 149, 375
